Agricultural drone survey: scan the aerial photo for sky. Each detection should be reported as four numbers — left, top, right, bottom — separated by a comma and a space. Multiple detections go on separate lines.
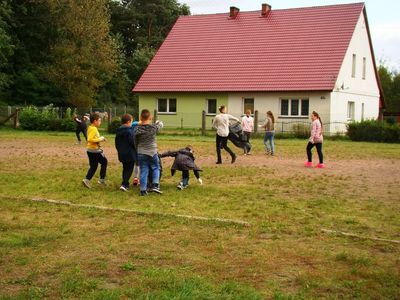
180, 0, 400, 70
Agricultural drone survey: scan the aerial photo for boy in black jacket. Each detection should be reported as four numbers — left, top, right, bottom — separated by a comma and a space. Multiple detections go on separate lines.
115, 114, 137, 192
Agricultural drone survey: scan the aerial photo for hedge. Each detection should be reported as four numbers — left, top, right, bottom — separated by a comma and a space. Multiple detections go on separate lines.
19, 105, 76, 132
346, 120, 400, 143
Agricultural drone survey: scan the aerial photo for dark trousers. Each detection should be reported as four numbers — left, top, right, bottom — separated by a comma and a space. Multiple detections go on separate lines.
306, 142, 323, 164
76, 128, 87, 142
216, 134, 235, 163
181, 170, 200, 186
122, 161, 135, 188
243, 131, 251, 143
86, 152, 108, 180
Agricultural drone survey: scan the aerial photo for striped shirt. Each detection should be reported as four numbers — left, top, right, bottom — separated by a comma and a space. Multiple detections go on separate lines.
135, 122, 163, 157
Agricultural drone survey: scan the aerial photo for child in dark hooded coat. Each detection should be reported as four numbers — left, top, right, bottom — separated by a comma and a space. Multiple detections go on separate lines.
160, 145, 202, 190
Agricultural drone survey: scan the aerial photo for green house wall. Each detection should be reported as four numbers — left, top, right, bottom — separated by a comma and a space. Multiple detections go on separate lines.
138, 93, 228, 129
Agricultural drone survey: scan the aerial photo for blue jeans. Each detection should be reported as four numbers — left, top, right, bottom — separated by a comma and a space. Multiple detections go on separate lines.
137, 154, 160, 192
264, 131, 275, 154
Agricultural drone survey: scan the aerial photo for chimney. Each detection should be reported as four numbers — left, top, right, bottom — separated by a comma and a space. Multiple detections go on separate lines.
229, 6, 240, 19
261, 3, 271, 17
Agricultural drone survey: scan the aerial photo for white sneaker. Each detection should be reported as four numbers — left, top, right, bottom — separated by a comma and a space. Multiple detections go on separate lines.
82, 179, 91, 189
197, 178, 203, 185
98, 179, 106, 186
119, 185, 128, 192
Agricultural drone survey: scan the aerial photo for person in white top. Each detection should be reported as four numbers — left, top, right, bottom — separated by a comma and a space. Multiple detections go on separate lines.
241, 109, 254, 155
212, 105, 239, 164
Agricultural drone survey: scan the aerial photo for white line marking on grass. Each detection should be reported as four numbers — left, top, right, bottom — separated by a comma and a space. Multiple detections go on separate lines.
15, 197, 250, 227
321, 228, 400, 244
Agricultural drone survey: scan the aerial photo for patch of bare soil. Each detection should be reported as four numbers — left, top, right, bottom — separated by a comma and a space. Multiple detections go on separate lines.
1, 137, 399, 202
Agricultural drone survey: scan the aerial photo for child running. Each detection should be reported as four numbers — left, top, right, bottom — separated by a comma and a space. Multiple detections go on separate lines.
74, 114, 89, 144
115, 114, 136, 192
160, 145, 202, 190
82, 113, 107, 188
134, 109, 163, 196
305, 111, 324, 168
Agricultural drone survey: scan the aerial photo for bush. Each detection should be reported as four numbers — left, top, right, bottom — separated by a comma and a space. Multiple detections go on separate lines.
108, 117, 122, 134
291, 123, 310, 139
347, 120, 400, 143
19, 105, 75, 132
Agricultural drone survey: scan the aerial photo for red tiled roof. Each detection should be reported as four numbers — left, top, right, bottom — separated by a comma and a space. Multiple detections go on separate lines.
133, 3, 365, 92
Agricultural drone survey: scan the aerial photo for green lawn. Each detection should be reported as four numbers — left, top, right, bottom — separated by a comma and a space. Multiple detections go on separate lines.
0, 129, 399, 299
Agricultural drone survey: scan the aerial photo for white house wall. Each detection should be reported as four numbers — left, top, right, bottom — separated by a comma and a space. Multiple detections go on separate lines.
228, 92, 331, 133
332, 11, 380, 126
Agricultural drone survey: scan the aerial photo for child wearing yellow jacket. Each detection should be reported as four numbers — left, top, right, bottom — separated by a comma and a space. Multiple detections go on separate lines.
82, 113, 107, 188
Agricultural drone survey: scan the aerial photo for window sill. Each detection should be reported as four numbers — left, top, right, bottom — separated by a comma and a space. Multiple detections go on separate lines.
278, 116, 309, 119
206, 113, 216, 116
158, 112, 177, 115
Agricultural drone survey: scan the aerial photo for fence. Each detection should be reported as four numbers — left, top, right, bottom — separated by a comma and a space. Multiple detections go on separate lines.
0, 106, 349, 135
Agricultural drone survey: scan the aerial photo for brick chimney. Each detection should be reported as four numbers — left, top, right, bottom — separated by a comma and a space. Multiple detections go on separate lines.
229, 6, 240, 18
261, 3, 271, 17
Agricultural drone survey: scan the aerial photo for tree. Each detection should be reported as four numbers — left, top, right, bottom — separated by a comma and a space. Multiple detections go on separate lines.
45, 0, 119, 107
0, 1, 14, 93
378, 63, 400, 112
5, 0, 65, 106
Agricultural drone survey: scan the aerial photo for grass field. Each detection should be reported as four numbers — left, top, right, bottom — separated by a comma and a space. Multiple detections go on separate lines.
0, 128, 399, 299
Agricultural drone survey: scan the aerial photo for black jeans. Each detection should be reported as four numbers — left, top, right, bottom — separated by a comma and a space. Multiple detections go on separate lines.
122, 161, 135, 188
86, 152, 108, 180
181, 170, 200, 186
76, 127, 87, 142
216, 134, 235, 163
306, 142, 323, 164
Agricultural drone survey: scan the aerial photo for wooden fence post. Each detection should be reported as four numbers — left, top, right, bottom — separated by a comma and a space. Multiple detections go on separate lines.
201, 110, 206, 136
153, 109, 158, 123
108, 107, 112, 127
13, 109, 20, 129
254, 110, 259, 134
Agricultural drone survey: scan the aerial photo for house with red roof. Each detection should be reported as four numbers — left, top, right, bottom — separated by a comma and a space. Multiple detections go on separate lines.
133, 2, 383, 133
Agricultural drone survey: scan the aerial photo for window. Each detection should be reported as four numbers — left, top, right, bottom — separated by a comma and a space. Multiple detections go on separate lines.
207, 99, 217, 115
352, 54, 356, 78
301, 99, 309, 116
361, 102, 365, 121
291, 99, 299, 116
280, 98, 309, 117
347, 101, 355, 120
281, 99, 289, 115
243, 98, 254, 114
362, 57, 366, 79
158, 98, 176, 113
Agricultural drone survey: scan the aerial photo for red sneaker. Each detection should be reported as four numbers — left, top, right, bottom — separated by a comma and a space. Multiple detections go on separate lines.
304, 162, 313, 168
316, 163, 325, 168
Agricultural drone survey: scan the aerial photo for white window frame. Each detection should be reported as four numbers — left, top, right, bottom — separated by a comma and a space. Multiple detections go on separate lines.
347, 101, 355, 120
206, 99, 217, 115
157, 98, 176, 114
279, 98, 309, 118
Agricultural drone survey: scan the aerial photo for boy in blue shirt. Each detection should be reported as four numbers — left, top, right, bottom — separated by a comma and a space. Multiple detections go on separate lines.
115, 114, 137, 192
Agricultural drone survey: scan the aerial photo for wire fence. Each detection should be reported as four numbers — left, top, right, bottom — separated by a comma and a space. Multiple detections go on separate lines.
0, 106, 350, 135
